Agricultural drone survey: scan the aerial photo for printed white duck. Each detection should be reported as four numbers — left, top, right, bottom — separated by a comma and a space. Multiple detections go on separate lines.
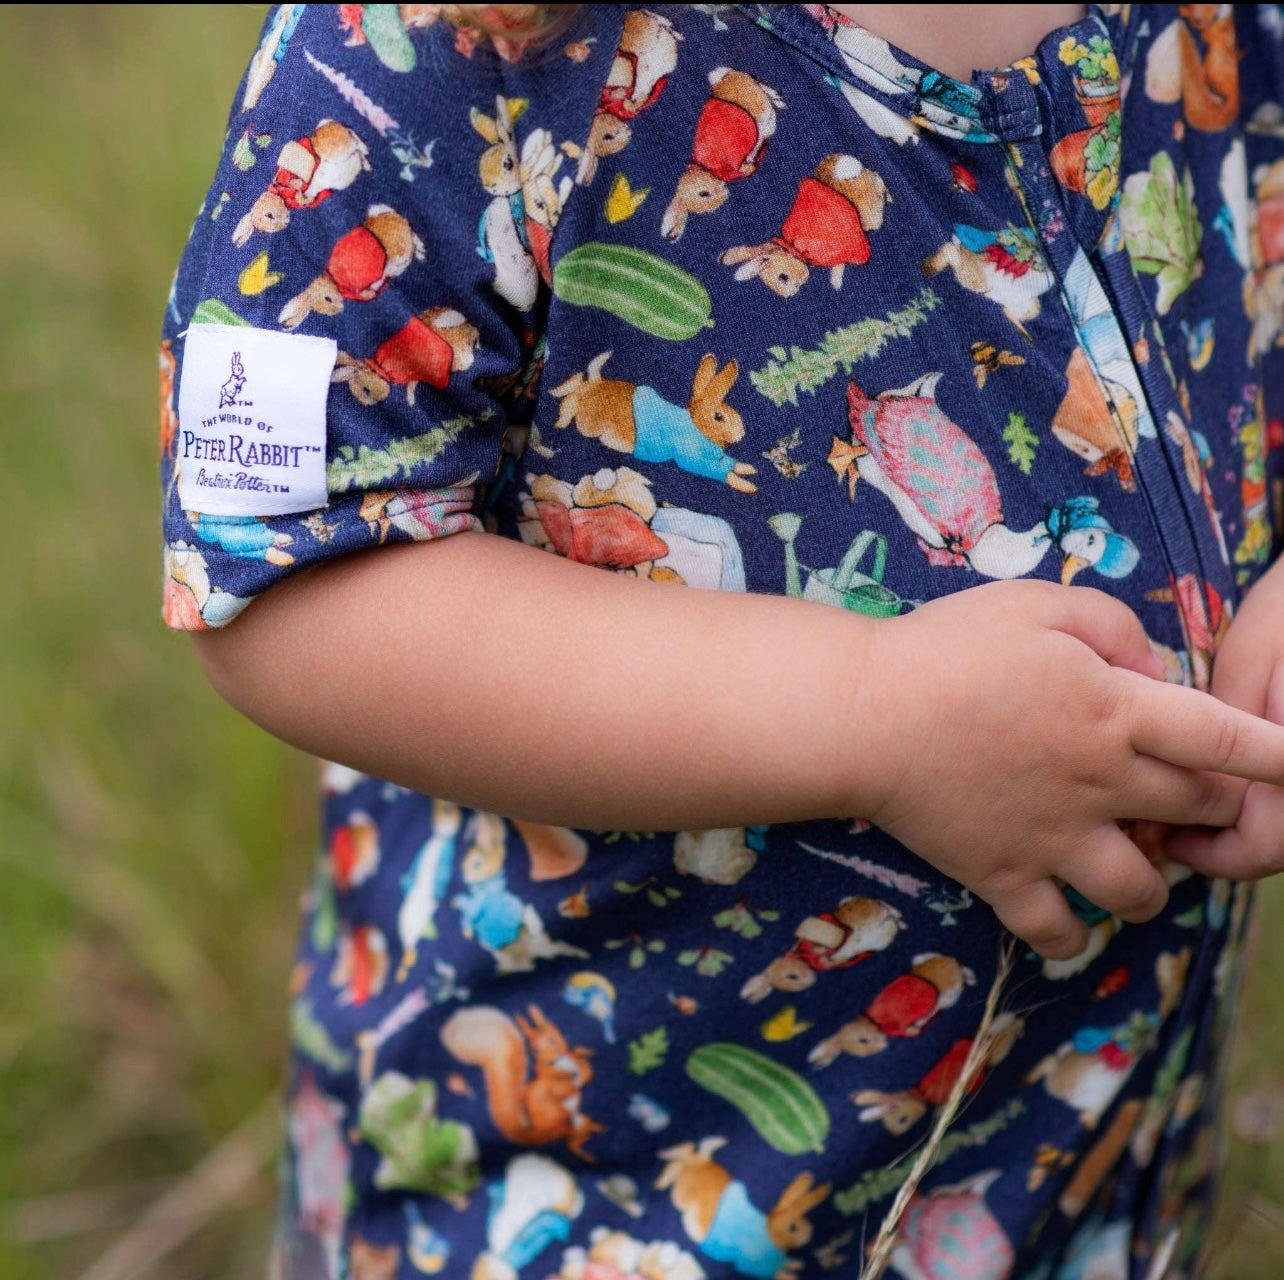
830, 374, 1140, 584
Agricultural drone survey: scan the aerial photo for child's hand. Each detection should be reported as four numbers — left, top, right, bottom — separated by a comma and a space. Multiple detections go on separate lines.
1166, 557, 1284, 880
856, 579, 1284, 960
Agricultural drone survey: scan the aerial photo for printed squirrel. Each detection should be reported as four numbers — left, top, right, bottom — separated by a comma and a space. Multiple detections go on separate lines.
440, 1004, 606, 1161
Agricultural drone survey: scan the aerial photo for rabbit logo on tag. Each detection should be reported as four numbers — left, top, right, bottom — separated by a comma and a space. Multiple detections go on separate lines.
218, 352, 250, 409
176, 323, 336, 517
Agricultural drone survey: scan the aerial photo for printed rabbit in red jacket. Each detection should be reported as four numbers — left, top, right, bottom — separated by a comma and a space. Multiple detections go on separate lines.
720, 153, 889, 295
661, 67, 785, 241
232, 119, 370, 246
853, 1015, 1024, 1135
332, 306, 480, 404
279, 203, 425, 329
577, 8, 682, 184
808, 953, 976, 1066
739, 897, 904, 1003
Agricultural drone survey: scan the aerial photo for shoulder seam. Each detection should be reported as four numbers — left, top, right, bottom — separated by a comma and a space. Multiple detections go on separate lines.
542, 6, 631, 268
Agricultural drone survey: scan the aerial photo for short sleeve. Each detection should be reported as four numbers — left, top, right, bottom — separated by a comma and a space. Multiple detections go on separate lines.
159, 4, 607, 629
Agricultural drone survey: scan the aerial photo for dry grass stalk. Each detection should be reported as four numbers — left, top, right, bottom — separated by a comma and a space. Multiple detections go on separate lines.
5, 1177, 173, 1244
857, 933, 1018, 1280
73, 1094, 280, 1280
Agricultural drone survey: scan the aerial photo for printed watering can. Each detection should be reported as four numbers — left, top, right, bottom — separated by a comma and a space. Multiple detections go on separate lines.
769, 515, 912, 618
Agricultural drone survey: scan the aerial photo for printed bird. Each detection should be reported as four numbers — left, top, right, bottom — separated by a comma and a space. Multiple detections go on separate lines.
830, 375, 1140, 583
1180, 317, 1215, 371
405, 1202, 451, 1273
562, 971, 617, 1042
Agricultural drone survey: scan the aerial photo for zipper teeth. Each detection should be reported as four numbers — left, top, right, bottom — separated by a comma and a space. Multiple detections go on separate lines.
1090, 249, 1220, 592
1004, 133, 1222, 679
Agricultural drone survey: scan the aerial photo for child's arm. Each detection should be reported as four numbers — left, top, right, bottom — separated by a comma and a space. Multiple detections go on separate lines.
192, 528, 1284, 960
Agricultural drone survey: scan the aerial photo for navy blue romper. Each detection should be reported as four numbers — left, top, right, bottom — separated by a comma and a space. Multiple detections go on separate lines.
159, 5, 1284, 1277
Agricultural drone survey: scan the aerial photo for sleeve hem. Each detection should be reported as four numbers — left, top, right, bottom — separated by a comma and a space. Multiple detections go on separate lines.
162, 483, 485, 631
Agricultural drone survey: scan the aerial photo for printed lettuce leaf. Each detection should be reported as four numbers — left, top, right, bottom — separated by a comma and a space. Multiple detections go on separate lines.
358, 1072, 479, 1199
1119, 152, 1203, 314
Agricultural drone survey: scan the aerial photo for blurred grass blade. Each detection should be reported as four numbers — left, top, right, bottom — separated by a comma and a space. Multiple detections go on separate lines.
5, 1177, 174, 1244
73, 1094, 280, 1280
0, 800, 237, 1040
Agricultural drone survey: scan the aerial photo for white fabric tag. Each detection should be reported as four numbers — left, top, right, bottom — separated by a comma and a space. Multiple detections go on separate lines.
176, 324, 336, 516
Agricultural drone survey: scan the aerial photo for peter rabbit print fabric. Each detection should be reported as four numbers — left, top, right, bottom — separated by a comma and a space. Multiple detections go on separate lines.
159, 5, 1284, 1277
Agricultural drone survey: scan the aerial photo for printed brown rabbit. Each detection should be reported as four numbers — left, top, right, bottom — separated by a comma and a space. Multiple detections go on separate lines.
473, 96, 539, 310
576, 8, 682, 184
808, 952, 976, 1066
740, 896, 904, 1003
232, 119, 370, 247
655, 1137, 829, 1279
853, 1015, 1025, 1134
332, 306, 479, 405
279, 204, 425, 330
661, 67, 785, 241
550, 351, 758, 492
720, 153, 889, 295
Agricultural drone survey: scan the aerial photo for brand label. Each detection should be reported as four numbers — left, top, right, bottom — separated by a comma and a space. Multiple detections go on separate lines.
176, 323, 336, 516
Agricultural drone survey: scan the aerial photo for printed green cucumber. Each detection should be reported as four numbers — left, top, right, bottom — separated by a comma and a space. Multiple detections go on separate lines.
361, 4, 417, 71
191, 298, 249, 327
686, 1042, 830, 1154
554, 242, 713, 340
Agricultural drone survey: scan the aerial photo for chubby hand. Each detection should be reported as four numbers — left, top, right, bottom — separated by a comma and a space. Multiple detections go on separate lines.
855, 579, 1284, 960
1166, 557, 1284, 879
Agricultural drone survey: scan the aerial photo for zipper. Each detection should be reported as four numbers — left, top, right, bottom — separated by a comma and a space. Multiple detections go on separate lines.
994, 68, 1233, 685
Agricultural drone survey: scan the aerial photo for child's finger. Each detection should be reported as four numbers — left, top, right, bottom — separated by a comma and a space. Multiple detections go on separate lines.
987, 878, 1090, 961
1052, 587, 1168, 679
1126, 676, 1284, 783
1119, 758, 1245, 828
1166, 783, 1284, 880
1061, 827, 1169, 924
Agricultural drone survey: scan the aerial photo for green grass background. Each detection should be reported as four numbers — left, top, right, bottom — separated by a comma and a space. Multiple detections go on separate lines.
2, 5, 1284, 1278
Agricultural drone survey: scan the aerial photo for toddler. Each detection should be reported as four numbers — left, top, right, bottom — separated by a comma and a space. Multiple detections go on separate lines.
160, 4, 1284, 1277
